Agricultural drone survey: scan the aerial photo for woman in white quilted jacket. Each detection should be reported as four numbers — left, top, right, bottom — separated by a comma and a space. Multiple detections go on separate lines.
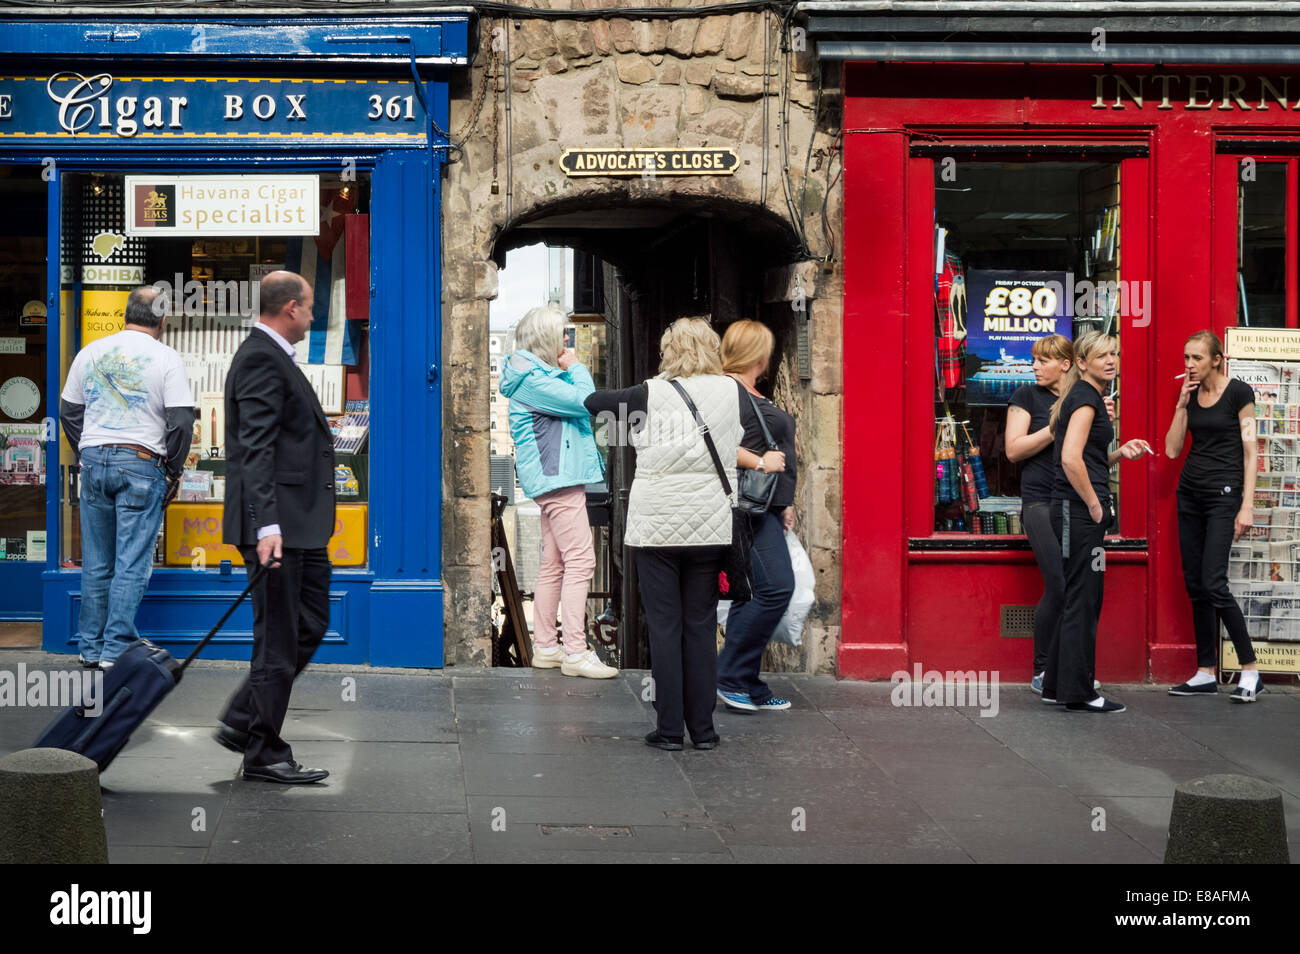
584, 318, 751, 750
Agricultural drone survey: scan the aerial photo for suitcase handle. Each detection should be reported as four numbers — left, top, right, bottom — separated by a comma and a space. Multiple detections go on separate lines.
179, 562, 270, 675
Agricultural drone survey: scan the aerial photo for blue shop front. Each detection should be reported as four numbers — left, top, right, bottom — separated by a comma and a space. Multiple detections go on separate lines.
0, 16, 468, 666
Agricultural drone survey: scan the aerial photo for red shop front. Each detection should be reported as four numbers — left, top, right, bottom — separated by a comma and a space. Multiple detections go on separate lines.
840, 62, 1300, 681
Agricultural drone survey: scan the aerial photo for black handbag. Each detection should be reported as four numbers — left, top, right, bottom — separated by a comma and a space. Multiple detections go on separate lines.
734, 382, 780, 516
668, 379, 754, 603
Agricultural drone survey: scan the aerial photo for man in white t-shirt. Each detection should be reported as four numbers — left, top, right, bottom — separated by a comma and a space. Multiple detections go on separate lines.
60, 286, 194, 669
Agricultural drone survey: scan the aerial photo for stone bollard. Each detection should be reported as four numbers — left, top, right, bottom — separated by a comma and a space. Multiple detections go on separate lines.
0, 748, 108, 864
1165, 774, 1289, 864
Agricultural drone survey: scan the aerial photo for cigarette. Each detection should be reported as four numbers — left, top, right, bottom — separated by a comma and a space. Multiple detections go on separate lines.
1175, 373, 1187, 379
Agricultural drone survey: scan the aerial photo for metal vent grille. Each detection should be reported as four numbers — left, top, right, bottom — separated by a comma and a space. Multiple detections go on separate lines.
796, 313, 812, 381
1000, 605, 1036, 639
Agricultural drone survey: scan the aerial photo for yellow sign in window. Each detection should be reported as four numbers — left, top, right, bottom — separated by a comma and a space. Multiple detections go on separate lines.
164, 502, 366, 567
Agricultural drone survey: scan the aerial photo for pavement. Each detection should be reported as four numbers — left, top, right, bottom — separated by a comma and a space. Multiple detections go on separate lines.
1, 652, 1297, 864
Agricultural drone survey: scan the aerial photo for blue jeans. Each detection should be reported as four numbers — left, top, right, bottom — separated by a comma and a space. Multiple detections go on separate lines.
77, 445, 166, 663
718, 509, 794, 704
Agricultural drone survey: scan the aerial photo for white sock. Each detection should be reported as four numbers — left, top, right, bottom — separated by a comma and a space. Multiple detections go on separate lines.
1240, 670, 1260, 691
1187, 671, 1216, 687
566, 651, 586, 661
1085, 695, 1107, 709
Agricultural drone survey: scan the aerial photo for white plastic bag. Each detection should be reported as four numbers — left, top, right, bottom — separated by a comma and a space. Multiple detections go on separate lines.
773, 531, 814, 647
715, 531, 815, 647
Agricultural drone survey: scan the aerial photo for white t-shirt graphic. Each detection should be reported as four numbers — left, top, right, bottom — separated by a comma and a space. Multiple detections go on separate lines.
61, 329, 193, 456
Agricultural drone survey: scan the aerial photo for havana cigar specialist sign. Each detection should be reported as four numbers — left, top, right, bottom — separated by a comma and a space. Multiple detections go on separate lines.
561, 147, 739, 177
0, 71, 426, 143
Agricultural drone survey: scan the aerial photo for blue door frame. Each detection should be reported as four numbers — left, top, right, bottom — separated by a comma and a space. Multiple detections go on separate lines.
0, 15, 464, 665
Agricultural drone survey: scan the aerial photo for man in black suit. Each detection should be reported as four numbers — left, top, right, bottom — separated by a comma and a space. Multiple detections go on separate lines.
215, 271, 336, 784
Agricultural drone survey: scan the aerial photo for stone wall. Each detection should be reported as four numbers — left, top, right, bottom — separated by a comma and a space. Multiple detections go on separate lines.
441, 1, 843, 672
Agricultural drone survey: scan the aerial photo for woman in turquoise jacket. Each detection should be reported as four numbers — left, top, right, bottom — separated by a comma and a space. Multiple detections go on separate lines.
499, 305, 615, 679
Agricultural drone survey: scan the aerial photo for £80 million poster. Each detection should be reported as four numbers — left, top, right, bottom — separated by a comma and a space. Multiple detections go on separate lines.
963, 270, 1072, 406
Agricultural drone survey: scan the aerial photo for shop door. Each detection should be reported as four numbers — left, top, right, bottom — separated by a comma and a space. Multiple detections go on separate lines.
0, 165, 49, 619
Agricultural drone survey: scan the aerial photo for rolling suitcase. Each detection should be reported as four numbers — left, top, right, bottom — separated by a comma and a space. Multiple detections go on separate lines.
33, 565, 265, 773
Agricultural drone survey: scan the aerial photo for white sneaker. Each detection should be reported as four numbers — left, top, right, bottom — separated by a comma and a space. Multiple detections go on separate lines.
561, 650, 619, 679
532, 645, 566, 669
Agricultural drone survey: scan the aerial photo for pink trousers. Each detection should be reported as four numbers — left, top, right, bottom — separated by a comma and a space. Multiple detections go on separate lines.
533, 485, 597, 655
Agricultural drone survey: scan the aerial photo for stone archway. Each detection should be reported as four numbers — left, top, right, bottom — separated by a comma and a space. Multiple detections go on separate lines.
440, 5, 842, 673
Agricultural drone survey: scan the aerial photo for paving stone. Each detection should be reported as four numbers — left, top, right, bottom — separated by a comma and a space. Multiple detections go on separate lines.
109, 846, 208, 864
937, 817, 1160, 864
465, 794, 709, 828
1024, 756, 1246, 798
460, 749, 692, 799
468, 819, 729, 860
208, 809, 472, 863
226, 741, 465, 814
726, 843, 973, 864
101, 790, 230, 848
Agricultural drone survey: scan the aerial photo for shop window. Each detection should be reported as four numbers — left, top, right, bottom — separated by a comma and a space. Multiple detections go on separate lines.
58, 172, 371, 570
1238, 162, 1287, 328
0, 167, 48, 566
933, 161, 1122, 537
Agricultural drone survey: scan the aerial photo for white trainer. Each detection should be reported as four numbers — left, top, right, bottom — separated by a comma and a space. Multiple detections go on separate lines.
532, 645, 566, 669
561, 649, 619, 679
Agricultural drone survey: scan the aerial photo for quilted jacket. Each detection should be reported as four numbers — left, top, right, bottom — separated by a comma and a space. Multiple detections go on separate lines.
625, 375, 742, 548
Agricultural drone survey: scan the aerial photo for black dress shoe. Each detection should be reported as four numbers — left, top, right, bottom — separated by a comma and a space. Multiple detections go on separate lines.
691, 737, 719, 750
214, 724, 250, 754
644, 731, 683, 751
242, 760, 329, 784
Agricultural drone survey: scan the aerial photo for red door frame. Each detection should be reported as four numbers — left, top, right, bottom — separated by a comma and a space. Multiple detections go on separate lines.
841, 62, 1300, 681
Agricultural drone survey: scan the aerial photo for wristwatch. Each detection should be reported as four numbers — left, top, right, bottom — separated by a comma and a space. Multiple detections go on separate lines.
756, 455, 766, 473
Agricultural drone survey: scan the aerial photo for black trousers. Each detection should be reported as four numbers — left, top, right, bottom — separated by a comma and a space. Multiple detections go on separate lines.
1045, 500, 1107, 705
1176, 486, 1256, 667
219, 547, 331, 766
1023, 501, 1064, 675
634, 545, 726, 743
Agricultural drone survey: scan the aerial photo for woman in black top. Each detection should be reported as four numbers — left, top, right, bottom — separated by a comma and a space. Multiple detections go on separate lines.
1044, 331, 1152, 713
715, 320, 799, 713
1164, 331, 1262, 702
1006, 334, 1078, 693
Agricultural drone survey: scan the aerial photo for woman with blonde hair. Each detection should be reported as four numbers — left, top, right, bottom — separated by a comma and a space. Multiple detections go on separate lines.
716, 319, 798, 712
1164, 330, 1262, 701
1006, 334, 1077, 693
584, 317, 746, 749
1044, 330, 1151, 712
500, 304, 616, 679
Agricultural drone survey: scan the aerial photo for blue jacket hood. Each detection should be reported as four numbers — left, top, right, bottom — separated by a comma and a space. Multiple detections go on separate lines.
499, 350, 553, 399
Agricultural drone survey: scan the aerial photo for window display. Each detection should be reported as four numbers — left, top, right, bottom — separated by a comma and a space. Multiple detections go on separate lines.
932, 161, 1123, 537
59, 172, 371, 569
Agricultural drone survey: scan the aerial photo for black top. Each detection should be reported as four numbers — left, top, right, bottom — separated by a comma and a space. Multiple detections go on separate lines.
1051, 379, 1114, 505
1179, 377, 1255, 494
735, 378, 798, 509
584, 383, 648, 420
1008, 383, 1056, 505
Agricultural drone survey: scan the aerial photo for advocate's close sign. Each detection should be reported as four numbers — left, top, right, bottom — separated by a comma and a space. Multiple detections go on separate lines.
124, 174, 319, 237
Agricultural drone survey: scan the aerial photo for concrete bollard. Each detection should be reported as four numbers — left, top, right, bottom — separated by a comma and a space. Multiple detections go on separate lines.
1165, 774, 1289, 864
0, 748, 108, 864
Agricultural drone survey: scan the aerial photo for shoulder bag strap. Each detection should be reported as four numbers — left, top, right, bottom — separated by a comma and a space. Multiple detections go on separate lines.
668, 378, 733, 498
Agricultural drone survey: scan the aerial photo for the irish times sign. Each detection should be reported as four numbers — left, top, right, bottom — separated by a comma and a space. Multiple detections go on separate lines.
561, 147, 739, 177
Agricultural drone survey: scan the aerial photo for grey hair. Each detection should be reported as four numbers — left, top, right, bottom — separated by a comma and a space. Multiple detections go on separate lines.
124, 286, 164, 328
513, 305, 566, 367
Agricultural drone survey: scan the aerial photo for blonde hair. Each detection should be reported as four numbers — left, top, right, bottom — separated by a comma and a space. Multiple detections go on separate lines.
513, 304, 566, 367
1031, 333, 1073, 365
657, 317, 723, 379
1049, 330, 1117, 433
721, 319, 775, 376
